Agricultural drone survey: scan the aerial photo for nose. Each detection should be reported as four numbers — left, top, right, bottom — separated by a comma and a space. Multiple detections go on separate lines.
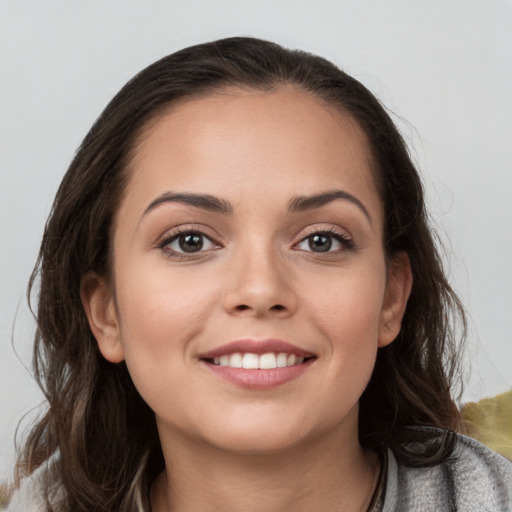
222, 243, 298, 318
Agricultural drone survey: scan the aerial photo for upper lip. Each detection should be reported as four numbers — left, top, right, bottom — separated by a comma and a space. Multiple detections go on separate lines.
198, 339, 316, 359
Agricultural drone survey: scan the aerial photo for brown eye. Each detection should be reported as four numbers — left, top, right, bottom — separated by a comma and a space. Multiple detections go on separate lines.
179, 233, 204, 252
296, 230, 354, 253
308, 234, 332, 252
162, 231, 217, 254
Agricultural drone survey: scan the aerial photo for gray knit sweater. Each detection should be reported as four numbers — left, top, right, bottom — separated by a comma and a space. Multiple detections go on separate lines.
381, 434, 512, 511
6, 432, 512, 511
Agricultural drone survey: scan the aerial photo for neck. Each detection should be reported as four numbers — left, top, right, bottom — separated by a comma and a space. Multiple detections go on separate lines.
151, 421, 380, 512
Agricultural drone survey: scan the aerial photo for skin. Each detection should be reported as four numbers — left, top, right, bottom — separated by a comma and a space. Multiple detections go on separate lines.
82, 87, 412, 512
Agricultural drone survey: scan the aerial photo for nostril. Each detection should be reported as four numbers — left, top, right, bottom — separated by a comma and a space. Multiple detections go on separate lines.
233, 304, 286, 312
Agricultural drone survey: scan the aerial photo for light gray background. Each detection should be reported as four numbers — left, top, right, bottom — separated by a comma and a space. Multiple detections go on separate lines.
1, 0, 511, 481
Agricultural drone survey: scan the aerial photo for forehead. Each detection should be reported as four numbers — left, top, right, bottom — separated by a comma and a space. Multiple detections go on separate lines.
123, 87, 381, 220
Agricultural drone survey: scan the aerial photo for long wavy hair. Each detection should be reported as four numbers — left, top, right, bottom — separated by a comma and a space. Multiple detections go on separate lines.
16, 37, 466, 511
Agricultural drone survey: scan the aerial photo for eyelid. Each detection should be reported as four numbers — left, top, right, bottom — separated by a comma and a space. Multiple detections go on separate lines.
157, 225, 222, 255
293, 225, 355, 253
295, 224, 353, 242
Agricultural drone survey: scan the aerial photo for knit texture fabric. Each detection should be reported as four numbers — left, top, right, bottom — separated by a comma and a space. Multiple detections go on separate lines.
7, 431, 512, 511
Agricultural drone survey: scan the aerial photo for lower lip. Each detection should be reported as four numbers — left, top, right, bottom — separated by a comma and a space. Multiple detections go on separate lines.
202, 359, 315, 389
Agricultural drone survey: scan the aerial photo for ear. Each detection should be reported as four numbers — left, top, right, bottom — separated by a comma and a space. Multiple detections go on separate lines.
80, 272, 125, 363
378, 252, 413, 348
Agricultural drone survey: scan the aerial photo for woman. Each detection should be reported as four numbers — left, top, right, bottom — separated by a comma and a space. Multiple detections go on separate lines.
9, 37, 511, 511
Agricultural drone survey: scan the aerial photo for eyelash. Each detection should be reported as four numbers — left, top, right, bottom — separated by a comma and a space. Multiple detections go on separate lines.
295, 228, 355, 254
157, 227, 355, 258
158, 228, 220, 258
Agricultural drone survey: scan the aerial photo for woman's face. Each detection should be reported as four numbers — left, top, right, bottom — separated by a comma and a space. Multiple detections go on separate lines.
84, 88, 410, 453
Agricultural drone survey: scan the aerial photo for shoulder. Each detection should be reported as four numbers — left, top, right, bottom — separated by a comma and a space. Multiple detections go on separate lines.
382, 429, 512, 512
5, 473, 45, 512
5, 461, 63, 512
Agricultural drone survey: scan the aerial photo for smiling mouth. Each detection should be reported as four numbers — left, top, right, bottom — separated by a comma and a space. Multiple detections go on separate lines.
199, 339, 317, 388
205, 352, 316, 369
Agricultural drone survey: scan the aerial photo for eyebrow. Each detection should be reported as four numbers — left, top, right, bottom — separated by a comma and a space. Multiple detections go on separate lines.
288, 189, 372, 223
143, 192, 233, 216
142, 189, 371, 223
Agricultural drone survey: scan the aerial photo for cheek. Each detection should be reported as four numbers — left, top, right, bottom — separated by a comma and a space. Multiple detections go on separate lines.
113, 262, 218, 383
303, 262, 386, 379
307, 263, 386, 336
117, 259, 215, 329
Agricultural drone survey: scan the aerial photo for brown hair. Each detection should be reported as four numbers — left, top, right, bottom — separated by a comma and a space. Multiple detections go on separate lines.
17, 37, 465, 510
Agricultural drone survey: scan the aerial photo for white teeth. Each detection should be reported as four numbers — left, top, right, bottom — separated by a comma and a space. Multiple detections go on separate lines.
276, 353, 288, 368
212, 352, 307, 369
230, 353, 243, 368
242, 353, 260, 369
259, 353, 277, 369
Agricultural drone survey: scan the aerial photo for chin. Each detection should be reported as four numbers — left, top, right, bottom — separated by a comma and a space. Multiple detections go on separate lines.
196, 407, 346, 456
209, 427, 310, 455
